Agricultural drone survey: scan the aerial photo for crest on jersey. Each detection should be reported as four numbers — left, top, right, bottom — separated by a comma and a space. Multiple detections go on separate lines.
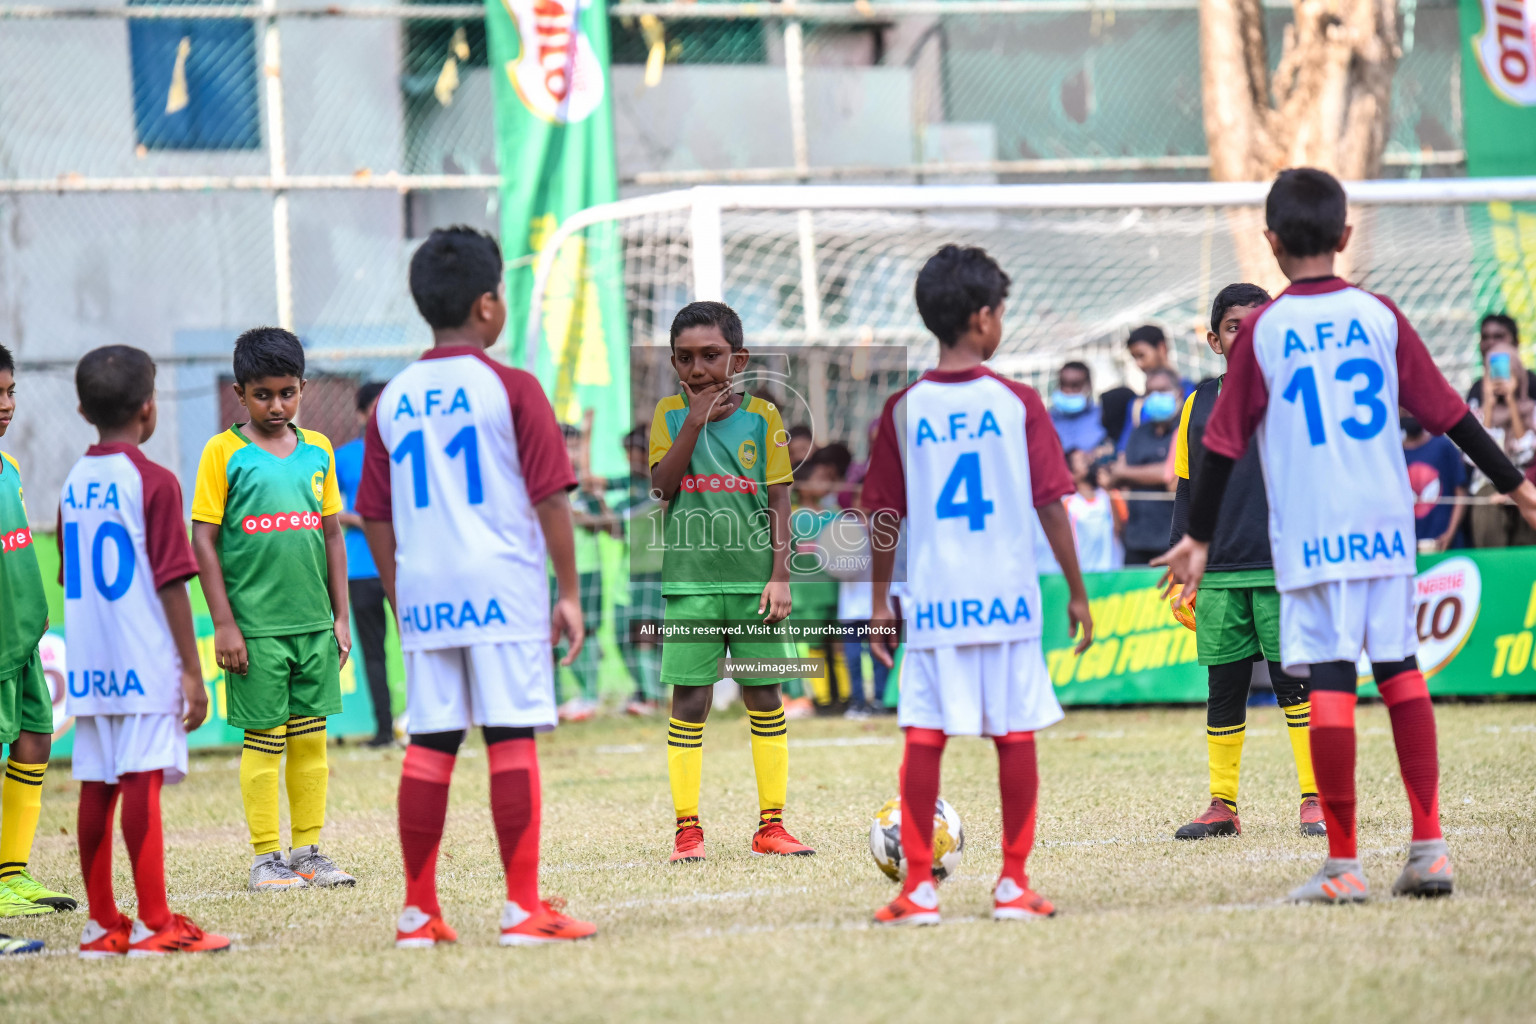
738, 439, 758, 469
311, 470, 325, 502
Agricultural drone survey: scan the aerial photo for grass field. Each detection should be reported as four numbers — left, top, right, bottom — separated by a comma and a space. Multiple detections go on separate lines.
4, 702, 1536, 1023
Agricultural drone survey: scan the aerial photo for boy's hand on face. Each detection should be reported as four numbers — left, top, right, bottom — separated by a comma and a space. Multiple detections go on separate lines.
215, 622, 249, 676
681, 379, 732, 429
181, 667, 209, 732
333, 617, 352, 670
552, 595, 585, 666
759, 580, 791, 624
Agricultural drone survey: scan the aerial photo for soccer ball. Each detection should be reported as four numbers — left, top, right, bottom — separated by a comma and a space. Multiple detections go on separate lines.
869, 797, 965, 883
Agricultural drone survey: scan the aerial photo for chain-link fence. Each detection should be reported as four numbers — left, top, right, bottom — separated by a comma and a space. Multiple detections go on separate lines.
0, 0, 1478, 522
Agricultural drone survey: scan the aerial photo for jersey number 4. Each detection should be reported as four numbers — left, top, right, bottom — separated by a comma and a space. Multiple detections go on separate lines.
63, 521, 136, 602
394, 426, 483, 508
1281, 358, 1388, 445
935, 451, 994, 531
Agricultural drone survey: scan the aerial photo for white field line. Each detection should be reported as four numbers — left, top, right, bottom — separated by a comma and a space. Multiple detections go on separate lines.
591, 736, 898, 755
594, 885, 810, 911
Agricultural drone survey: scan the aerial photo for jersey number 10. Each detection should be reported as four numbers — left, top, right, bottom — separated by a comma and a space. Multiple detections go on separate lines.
62, 521, 136, 602
393, 426, 484, 508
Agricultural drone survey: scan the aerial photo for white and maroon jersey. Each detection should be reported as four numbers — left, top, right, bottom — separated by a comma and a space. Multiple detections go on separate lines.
1205, 278, 1468, 591
356, 345, 576, 651
862, 367, 1074, 649
58, 443, 199, 717
1066, 488, 1122, 573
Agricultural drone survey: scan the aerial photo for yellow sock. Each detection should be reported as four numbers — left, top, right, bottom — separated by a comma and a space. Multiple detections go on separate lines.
747, 707, 788, 826
1207, 725, 1244, 811
240, 726, 286, 855
284, 716, 328, 849
806, 644, 833, 705
0, 759, 46, 880
1284, 701, 1318, 796
667, 718, 705, 824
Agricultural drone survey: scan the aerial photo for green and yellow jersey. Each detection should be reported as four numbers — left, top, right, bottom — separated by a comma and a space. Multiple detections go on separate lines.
649, 393, 792, 595
0, 453, 48, 678
191, 424, 343, 638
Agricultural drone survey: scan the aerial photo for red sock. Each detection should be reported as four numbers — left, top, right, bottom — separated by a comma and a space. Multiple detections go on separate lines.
77, 781, 124, 928
119, 771, 171, 931
488, 738, 541, 911
899, 728, 946, 894
994, 732, 1039, 887
398, 745, 455, 917
1309, 691, 1358, 859
1377, 669, 1442, 841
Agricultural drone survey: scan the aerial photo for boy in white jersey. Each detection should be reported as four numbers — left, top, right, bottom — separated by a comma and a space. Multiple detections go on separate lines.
64, 346, 229, 957
1063, 448, 1124, 573
1159, 169, 1536, 903
864, 245, 1094, 925
358, 226, 596, 947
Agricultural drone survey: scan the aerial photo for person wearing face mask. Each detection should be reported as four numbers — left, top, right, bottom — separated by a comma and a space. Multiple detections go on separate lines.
1402, 410, 1468, 553
1050, 361, 1107, 454
1112, 366, 1180, 564
1466, 316, 1536, 547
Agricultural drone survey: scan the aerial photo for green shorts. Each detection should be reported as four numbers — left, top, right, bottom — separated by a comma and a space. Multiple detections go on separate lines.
660, 592, 795, 686
226, 629, 342, 730
1195, 585, 1281, 667
0, 648, 52, 744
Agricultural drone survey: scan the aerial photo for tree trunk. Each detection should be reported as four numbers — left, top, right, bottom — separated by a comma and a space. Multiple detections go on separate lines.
1200, 0, 1400, 287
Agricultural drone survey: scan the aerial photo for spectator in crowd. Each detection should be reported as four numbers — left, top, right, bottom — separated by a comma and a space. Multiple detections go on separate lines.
1466, 318, 1536, 547
1112, 366, 1180, 564
612, 425, 664, 716
559, 422, 609, 721
1064, 448, 1125, 572
790, 447, 848, 714
334, 381, 394, 747
787, 423, 815, 469
1051, 361, 1108, 454
1403, 409, 1469, 553
1115, 325, 1195, 450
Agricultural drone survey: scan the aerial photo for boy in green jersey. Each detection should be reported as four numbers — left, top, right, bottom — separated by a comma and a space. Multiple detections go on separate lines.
191, 328, 357, 893
650, 301, 814, 862
0, 343, 76, 935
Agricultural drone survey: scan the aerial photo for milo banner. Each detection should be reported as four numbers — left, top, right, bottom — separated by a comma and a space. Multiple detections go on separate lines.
1039, 548, 1536, 703
486, 0, 629, 477
1460, 0, 1536, 348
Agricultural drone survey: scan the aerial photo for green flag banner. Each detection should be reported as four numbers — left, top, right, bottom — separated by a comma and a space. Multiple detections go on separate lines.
486, 0, 629, 477
1460, 0, 1536, 351
1038, 548, 1536, 703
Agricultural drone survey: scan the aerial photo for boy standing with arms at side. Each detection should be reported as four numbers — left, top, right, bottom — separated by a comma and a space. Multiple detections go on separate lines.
0, 342, 75, 944
1167, 283, 1326, 841
650, 301, 814, 863
1160, 169, 1536, 901
865, 245, 1093, 925
192, 328, 356, 893
65, 346, 229, 957
359, 226, 596, 947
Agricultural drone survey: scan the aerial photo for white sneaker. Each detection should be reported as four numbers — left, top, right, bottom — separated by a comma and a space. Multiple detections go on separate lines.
1288, 857, 1369, 903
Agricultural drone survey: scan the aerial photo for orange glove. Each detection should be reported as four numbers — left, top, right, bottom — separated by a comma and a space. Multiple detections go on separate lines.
1168, 584, 1196, 631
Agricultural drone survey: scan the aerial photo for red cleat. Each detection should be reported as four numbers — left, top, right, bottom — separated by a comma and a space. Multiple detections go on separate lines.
1174, 798, 1241, 839
672, 822, 705, 863
751, 823, 815, 857
1299, 795, 1328, 837
78, 917, 131, 959
127, 915, 231, 956
395, 906, 458, 949
992, 877, 1056, 920
499, 898, 597, 946
874, 881, 941, 927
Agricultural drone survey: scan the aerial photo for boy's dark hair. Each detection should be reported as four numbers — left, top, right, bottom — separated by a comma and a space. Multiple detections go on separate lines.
914, 244, 1011, 346
76, 345, 156, 429
623, 424, 647, 450
788, 423, 814, 442
1209, 283, 1272, 333
809, 441, 853, 478
1265, 168, 1348, 257
1060, 360, 1092, 383
233, 327, 304, 384
1481, 313, 1520, 348
669, 301, 744, 350
1127, 325, 1166, 348
356, 380, 386, 412
0, 342, 13, 375
409, 225, 504, 330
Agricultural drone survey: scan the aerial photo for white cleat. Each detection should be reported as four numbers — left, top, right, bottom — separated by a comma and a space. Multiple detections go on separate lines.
1289, 857, 1370, 904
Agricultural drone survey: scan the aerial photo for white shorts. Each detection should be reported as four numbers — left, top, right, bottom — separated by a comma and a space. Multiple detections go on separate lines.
404, 641, 556, 734
898, 639, 1063, 738
1280, 576, 1418, 675
70, 714, 187, 785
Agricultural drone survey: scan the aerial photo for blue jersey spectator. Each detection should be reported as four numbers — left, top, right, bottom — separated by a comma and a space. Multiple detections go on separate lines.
336, 381, 395, 746
1050, 360, 1107, 453
1403, 416, 1468, 551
